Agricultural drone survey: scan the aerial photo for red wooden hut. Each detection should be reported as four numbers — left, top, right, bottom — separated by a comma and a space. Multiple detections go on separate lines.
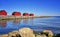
29, 13, 34, 16
0, 10, 7, 16
12, 12, 21, 16
23, 13, 29, 16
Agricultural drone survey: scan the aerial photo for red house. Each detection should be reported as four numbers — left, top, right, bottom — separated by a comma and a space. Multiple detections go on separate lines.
12, 12, 21, 16
0, 10, 7, 16
29, 13, 34, 16
23, 13, 29, 16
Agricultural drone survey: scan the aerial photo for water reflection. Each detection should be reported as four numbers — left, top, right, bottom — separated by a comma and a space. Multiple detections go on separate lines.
22, 18, 34, 25
12, 19, 21, 25
22, 19, 29, 25
29, 18, 34, 25
0, 20, 7, 28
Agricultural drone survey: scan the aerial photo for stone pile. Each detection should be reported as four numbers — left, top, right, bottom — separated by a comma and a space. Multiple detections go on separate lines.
0, 28, 54, 37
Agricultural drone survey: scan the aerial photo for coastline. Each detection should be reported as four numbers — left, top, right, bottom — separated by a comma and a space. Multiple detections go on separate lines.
0, 28, 53, 37
0, 16, 52, 20
0, 28, 59, 37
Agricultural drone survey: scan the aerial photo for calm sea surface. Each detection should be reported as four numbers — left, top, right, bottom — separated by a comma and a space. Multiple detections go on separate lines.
0, 16, 60, 34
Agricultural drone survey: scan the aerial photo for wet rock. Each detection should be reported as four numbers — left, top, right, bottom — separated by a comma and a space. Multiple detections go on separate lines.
19, 28, 35, 37
43, 30, 53, 37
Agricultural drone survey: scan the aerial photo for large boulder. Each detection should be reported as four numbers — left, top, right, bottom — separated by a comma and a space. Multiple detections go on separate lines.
8, 30, 20, 37
19, 28, 35, 37
43, 30, 53, 37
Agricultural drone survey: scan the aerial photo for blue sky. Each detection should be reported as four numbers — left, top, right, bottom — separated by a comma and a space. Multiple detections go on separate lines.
0, 0, 60, 16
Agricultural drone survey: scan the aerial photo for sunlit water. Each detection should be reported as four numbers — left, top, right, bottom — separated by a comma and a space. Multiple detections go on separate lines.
0, 16, 60, 34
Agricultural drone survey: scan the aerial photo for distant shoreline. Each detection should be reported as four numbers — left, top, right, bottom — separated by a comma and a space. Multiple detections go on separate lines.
0, 16, 52, 20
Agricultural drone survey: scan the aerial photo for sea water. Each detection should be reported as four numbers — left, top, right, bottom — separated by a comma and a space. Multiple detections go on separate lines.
0, 16, 60, 34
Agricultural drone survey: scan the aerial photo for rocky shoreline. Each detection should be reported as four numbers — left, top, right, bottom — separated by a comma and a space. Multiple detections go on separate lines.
0, 16, 51, 20
0, 28, 60, 37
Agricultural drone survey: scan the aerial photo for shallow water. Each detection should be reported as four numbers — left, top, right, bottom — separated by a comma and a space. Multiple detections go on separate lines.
0, 16, 60, 34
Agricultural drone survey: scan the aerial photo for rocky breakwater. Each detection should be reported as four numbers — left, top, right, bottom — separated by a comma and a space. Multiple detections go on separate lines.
0, 27, 59, 37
